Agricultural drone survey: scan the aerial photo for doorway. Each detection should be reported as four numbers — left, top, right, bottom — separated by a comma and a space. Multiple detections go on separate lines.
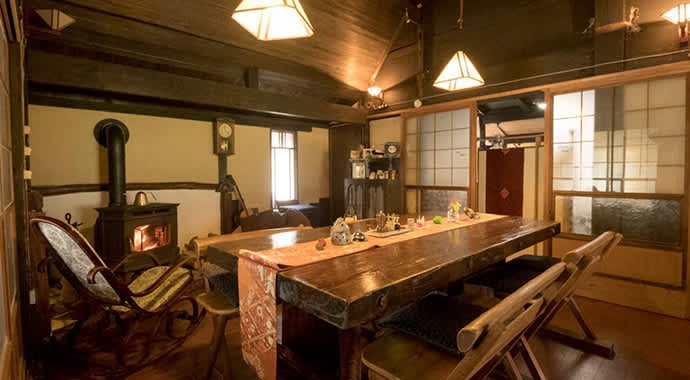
477, 92, 545, 250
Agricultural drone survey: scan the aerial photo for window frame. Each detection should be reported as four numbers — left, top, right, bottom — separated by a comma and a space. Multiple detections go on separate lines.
270, 129, 299, 207
548, 74, 690, 252
402, 105, 478, 214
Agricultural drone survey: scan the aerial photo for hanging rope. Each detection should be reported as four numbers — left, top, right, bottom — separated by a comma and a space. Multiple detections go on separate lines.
458, 0, 464, 29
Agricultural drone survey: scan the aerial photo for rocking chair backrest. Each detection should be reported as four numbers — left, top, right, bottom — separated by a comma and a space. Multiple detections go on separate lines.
31, 216, 121, 305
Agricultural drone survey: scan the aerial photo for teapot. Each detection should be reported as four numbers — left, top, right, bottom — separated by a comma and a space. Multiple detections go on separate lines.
133, 191, 149, 207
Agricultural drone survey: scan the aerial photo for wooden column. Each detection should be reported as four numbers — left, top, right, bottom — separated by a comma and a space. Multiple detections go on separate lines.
400, 116, 407, 214
680, 73, 690, 318
543, 91, 554, 256
469, 103, 479, 209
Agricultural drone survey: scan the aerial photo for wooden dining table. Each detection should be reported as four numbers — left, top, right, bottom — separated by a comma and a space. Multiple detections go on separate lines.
205, 215, 560, 380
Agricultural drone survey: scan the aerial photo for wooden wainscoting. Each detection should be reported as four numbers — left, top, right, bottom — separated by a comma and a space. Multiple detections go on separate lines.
553, 237, 687, 318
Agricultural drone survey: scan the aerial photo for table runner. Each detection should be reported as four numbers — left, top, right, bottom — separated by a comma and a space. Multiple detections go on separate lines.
237, 214, 505, 380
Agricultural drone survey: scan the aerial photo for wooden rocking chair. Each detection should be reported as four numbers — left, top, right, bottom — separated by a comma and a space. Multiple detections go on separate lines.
30, 216, 202, 368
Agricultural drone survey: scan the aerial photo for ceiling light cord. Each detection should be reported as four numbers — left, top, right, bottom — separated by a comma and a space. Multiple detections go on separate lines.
457, 0, 464, 30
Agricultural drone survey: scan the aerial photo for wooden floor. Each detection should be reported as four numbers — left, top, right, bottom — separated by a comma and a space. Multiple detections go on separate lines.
53, 296, 690, 380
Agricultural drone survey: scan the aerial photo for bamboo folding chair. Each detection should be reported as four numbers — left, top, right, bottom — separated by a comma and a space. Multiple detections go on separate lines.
362, 263, 567, 380
464, 231, 622, 359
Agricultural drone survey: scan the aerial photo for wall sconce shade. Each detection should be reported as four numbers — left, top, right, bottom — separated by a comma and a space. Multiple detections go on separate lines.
367, 86, 382, 97
433, 51, 485, 91
232, 0, 314, 41
662, 3, 690, 42
662, 4, 690, 24
35, 9, 76, 31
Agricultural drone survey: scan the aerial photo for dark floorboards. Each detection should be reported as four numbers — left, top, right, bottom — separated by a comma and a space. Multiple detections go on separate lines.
48, 296, 690, 380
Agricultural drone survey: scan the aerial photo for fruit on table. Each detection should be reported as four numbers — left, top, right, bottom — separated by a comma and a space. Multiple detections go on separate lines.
433, 216, 442, 224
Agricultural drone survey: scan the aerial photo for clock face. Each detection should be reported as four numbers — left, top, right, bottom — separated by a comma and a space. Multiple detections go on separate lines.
218, 123, 233, 138
387, 145, 398, 154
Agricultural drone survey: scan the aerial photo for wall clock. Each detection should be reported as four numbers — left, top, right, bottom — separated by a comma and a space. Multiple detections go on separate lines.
214, 118, 235, 155
384, 142, 401, 158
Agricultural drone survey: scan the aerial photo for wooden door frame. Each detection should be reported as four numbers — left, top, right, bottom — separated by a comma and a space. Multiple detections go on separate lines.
0, 0, 25, 377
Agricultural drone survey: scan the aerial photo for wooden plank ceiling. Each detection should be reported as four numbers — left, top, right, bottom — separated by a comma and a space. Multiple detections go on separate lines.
24, 0, 411, 125
46, 0, 408, 91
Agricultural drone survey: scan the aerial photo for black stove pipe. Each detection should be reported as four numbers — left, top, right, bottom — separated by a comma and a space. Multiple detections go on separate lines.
94, 119, 130, 207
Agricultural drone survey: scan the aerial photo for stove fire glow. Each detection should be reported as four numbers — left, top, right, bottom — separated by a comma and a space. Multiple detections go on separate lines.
131, 223, 171, 252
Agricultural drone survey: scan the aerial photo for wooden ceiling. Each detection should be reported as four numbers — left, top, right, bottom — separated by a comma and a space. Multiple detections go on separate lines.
51, 0, 409, 91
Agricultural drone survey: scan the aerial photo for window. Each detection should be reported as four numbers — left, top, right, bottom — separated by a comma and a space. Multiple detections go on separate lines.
271, 130, 297, 204
405, 108, 471, 213
552, 76, 686, 247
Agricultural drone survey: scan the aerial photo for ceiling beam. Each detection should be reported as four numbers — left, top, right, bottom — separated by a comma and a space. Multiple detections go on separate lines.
27, 50, 367, 124
516, 98, 531, 112
26, 0, 365, 99
479, 107, 543, 124
28, 83, 325, 130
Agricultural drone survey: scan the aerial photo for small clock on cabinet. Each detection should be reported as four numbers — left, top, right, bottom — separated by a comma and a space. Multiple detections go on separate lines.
214, 118, 235, 155
384, 142, 401, 158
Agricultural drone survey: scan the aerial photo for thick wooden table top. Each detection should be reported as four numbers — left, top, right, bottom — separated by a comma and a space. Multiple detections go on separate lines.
206, 216, 560, 329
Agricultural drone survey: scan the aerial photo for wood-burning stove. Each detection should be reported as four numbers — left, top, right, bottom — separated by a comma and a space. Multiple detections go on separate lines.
95, 203, 179, 271
92, 119, 180, 271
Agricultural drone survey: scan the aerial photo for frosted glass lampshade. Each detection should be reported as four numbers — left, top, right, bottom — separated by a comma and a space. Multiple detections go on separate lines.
368, 86, 382, 97
433, 51, 485, 91
662, 4, 690, 24
232, 0, 314, 41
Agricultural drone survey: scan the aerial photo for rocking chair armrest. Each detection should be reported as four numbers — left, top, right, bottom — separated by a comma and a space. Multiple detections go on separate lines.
87, 266, 114, 284
127, 255, 195, 298
112, 251, 162, 272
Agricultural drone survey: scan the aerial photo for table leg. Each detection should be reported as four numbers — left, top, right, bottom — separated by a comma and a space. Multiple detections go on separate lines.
338, 326, 362, 380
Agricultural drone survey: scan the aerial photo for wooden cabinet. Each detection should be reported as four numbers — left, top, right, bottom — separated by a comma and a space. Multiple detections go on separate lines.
344, 179, 401, 219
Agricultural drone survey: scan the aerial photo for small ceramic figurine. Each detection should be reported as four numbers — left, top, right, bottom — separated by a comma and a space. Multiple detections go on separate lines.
376, 211, 387, 232
352, 231, 367, 242
330, 218, 352, 245
464, 207, 479, 219
315, 238, 327, 250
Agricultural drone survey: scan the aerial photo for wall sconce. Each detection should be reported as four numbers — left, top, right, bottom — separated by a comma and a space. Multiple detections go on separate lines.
662, 3, 690, 43
367, 86, 382, 97
367, 86, 386, 110
34, 9, 75, 32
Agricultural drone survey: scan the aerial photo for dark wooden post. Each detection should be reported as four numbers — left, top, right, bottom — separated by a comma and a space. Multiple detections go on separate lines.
218, 156, 240, 234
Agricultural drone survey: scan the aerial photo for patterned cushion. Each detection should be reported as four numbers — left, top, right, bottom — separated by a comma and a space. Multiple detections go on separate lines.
37, 222, 120, 304
201, 262, 238, 307
465, 255, 562, 294
127, 266, 192, 312
379, 292, 487, 356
